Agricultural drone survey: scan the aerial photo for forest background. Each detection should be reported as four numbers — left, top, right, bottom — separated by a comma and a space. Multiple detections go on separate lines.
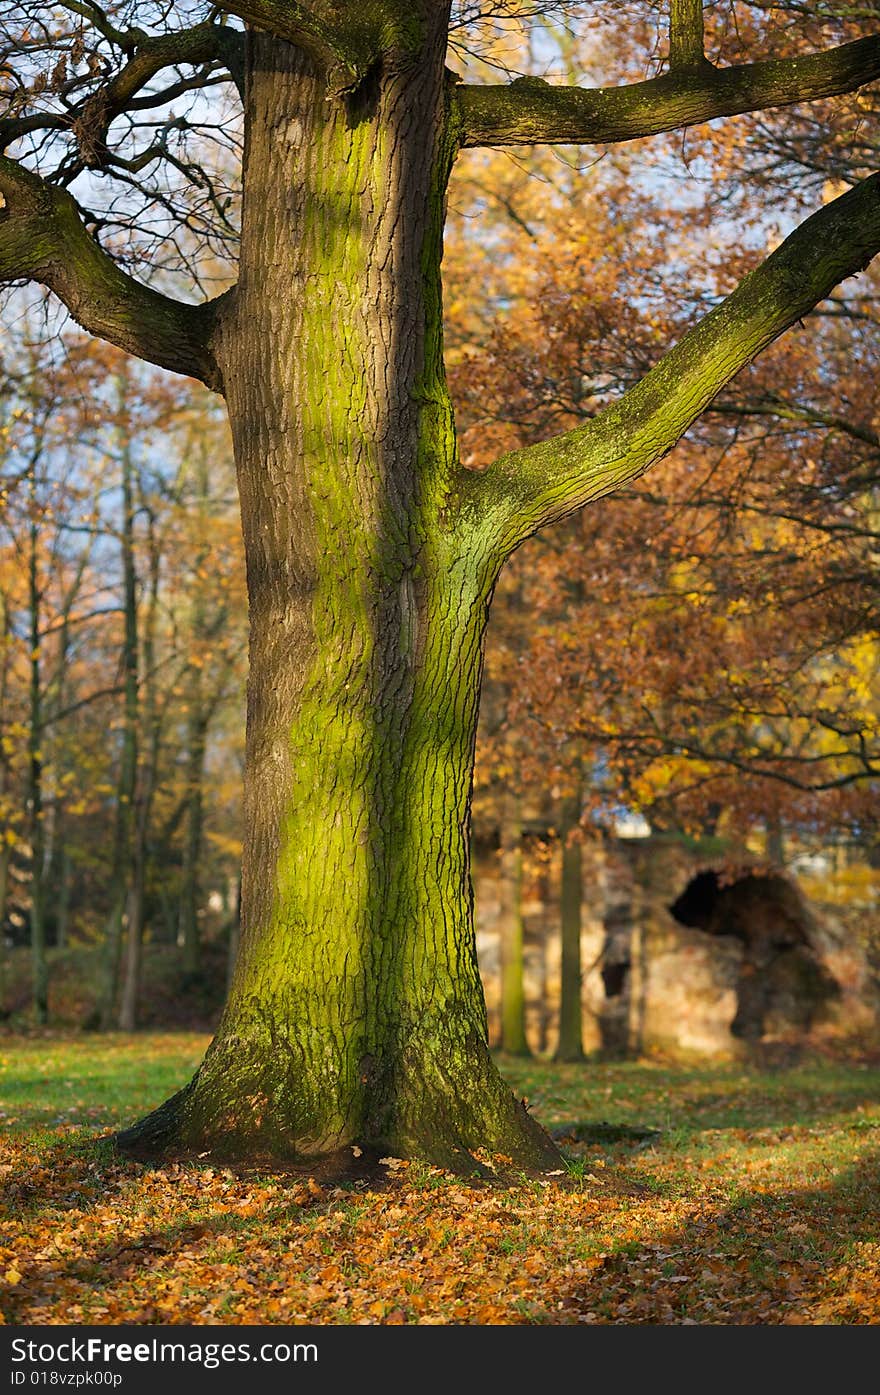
1, 1, 877, 1041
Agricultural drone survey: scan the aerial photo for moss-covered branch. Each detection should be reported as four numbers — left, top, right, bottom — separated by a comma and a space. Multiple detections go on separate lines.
0, 156, 227, 390
461, 173, 880, 556
456, 34, 880, 147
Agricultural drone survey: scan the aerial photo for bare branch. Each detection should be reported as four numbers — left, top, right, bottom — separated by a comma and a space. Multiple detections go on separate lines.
0, 156, 228, 390
456, 34, 880, 148
74, 22, 244, 166
0, 20, 243, 156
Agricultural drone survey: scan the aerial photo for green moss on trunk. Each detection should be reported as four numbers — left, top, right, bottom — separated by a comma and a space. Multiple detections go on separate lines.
117, 25, 559, 1176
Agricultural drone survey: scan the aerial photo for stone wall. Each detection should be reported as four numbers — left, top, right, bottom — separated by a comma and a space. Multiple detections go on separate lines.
474, 832, 880, 1058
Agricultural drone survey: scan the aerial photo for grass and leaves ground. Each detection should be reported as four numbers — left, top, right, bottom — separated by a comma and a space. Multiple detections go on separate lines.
2, 1032, 879, 1325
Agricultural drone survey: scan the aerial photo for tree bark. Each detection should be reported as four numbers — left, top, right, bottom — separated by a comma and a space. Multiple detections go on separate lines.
117, 26, 558, 1173
0, 587, 13, 1010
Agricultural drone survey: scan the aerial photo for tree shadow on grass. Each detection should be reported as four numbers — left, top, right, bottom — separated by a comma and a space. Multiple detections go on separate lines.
545, 1067, 880, 1145
553, 1149, 880, 1325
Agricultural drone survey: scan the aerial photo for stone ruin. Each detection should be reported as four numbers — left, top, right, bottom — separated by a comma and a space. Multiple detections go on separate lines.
474, 831, 880, 1058
667, 868, 838, 1043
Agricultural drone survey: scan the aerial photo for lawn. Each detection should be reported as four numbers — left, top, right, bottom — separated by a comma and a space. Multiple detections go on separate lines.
2, 1032, 879, 1325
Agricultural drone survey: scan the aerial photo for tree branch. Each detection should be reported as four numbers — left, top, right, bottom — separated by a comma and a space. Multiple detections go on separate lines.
75, 22, 244, 166
456, 34, 880, 148
460, 173, 880, 556
669, 0, 710, 73
205, 1, 422, 92
0, 157, 227, 391
0, 22, 244, 157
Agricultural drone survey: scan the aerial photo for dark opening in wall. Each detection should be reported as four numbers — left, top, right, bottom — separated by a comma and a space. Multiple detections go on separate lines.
669, 870, 810, 949
601, 960, 630, 998
667, 867, 838, 1041
668, 871, 724, 933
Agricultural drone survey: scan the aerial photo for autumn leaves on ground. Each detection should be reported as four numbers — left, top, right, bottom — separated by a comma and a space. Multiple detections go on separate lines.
2, 1033, 878, 1326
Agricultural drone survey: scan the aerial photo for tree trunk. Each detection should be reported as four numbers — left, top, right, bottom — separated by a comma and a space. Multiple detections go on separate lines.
497, 792, 530, 1055
117, 26, 558, 1173
101, 408, 139, 1027
54, 848, 71, 949
599, 845, 635, 1060
0, 587, 12, 1010
46, 604, 76, 949
178, 704, 208, 978
556, 794, 585, 1063
119, 500, 160, 1032
225, 874, 241, 997
28, 472, 48, 1025
766, 815, 785, 867
0, 841, 9, 1014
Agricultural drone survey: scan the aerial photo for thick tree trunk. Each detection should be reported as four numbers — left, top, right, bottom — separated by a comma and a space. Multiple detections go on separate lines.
118, 26, 558, 1173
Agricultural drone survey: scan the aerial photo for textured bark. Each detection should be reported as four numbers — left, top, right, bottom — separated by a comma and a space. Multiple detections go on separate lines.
0, 589, 11, 1009
117, 24, 558, 1173
0, 158, 225, 390
457, 37, 880, 148
668, 0, 708, 73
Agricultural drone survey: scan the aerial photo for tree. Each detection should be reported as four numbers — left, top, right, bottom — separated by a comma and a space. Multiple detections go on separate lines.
2, 1, 880, 1172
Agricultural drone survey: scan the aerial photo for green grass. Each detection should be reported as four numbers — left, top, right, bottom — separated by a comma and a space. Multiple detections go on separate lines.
3, 1032, 880, 1325
0, 1031, 207, 1132
499, 1053, 880, 1136
5, 1033, 878, 1138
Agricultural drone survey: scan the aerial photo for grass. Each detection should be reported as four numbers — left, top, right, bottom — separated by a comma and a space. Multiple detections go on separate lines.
2, 1032, 879, 1325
